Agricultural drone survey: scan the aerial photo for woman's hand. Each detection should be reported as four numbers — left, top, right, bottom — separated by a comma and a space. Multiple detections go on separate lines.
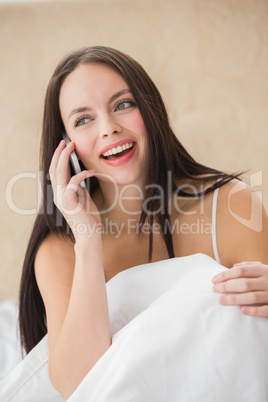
212, 262, 268, 317
49, 140, 101, 241
45, 140, 110, 398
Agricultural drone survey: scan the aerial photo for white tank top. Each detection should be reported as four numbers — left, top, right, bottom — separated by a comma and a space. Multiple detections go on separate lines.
212, 186, 221, 265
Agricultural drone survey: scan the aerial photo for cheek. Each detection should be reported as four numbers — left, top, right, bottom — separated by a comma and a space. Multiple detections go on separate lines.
135, 114, 148, 156
73, 138, 95, 164
129, 111, 148, 139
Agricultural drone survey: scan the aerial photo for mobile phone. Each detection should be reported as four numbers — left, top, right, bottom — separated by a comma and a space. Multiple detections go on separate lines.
62, 131, 86, 189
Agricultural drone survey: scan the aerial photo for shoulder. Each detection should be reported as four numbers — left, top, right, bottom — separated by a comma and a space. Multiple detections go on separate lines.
216, 179, 268, 266
35, 232, 75, 294
35, 231, 75, 261
35, 232, 75, 281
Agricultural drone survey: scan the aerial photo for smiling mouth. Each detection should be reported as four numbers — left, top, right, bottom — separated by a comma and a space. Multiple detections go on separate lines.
100, 142, 134, 160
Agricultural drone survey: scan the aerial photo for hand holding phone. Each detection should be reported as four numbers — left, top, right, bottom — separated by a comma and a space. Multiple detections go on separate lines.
62, 131, 86, 189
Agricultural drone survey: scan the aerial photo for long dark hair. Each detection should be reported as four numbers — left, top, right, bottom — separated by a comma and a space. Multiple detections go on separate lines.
19, 46, 239, 354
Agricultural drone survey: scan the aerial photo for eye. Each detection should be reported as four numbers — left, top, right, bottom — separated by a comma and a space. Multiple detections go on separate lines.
74, 116, 91, 127
115, 100, 134, 111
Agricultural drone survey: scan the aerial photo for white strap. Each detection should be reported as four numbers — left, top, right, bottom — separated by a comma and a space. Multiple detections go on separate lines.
212, 186, 221, 265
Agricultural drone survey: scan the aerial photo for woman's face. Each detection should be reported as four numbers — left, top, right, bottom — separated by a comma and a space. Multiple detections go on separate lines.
59, 63, 148, 187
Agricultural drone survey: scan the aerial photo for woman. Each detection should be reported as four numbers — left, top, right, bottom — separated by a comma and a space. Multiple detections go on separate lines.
19, 46, 268, 399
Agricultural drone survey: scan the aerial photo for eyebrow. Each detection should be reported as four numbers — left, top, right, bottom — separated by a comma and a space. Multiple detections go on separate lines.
67, 88, 131, 120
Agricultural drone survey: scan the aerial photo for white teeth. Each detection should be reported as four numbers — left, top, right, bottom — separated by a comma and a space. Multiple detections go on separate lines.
102, 142, 134, 157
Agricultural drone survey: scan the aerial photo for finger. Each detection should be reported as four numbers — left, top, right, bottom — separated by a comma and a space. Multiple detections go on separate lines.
233, 261, 263, 267
212, 266, 265, 284
241, 305, 268, 317
49, 140, 66, 183
61, 170, 96, 212
67, 169, 95, 193
55, 141, 76, 187
213, 277, 265, 294
218, 291, 268, 306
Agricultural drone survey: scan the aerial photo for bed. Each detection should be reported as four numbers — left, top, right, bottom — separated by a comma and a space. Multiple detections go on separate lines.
0, 254, 267, 401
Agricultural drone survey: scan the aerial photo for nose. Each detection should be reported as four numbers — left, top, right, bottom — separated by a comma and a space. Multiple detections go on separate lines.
98, 114, 121, 138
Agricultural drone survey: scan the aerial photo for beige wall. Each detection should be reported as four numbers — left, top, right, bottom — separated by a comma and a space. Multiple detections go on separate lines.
0, 0, 267, 301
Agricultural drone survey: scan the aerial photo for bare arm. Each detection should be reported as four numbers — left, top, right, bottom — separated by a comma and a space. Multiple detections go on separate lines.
217, 180, 268, 266
212, 180, 268, 316
35, 140, 111, 399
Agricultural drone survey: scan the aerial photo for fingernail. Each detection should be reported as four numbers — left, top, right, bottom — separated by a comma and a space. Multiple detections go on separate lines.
219, 296, 227, 305
212, 277, 220, 284
86, 170, 95, 177
213, 285, 219, 292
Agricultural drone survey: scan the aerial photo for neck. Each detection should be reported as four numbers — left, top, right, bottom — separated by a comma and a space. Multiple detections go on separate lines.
95, 179, 145, 226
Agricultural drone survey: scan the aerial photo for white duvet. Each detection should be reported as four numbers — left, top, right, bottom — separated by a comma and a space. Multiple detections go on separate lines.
0, 254, 267, 401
